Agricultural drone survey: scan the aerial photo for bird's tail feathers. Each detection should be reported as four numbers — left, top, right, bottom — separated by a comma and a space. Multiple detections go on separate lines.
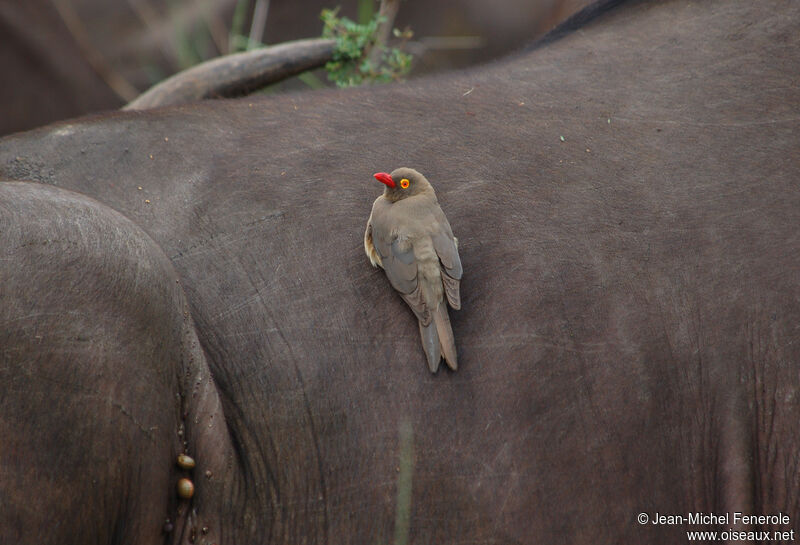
433, 304, 458, 370
418, 320, 441, 373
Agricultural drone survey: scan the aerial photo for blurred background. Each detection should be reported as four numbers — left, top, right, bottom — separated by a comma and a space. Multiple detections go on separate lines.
0, 0, 591, 136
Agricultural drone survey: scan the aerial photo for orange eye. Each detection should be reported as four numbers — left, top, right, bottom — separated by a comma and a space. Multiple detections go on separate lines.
400, 178, 410, 189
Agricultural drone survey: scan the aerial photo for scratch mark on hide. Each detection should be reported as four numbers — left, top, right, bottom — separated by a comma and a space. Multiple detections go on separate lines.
209, 292, 271, 322
462, 332, 609, 353
105, 397, 157, 444
608, 115, 800, 128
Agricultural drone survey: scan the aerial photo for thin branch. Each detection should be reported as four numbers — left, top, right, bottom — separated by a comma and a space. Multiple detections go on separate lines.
51, 0, 139, 101
200, 0, 231, 56
248, 0, 270, 49
126, 0, 174, 63
366, 0, 401, 67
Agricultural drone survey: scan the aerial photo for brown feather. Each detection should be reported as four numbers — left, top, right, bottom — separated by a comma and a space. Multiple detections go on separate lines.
433, 303, 457, 370
400, 283, 431, 326
418, 320, 441, 373
441, 271, 461, 310
364, 219, 382, 268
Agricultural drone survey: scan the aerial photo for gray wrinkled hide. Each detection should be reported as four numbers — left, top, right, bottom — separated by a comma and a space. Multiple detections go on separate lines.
1, 1, 798, 543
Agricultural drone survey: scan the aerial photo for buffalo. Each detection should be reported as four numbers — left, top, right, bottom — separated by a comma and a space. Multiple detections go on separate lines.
0, 0, 591, 135
1, 0, 799, 543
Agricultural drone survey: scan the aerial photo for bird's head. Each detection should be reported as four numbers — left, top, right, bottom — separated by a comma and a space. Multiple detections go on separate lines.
373, 167, 434, 202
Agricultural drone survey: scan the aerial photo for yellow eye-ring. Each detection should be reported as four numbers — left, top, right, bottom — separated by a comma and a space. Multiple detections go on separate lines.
400, 178, 410, 189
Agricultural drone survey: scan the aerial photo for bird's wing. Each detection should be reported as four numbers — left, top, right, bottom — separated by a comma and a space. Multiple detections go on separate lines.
430, 206, 462, 278
372, 230, 418, 294
372, 217, 432, 325
440, 270, 461, 310
431, 214, 462, 309
432, 230, 462, 279
400, 284, 431, 325
364, 216, 382, 268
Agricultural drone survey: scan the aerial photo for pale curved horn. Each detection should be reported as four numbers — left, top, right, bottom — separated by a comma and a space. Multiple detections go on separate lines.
124, 38, 335, 110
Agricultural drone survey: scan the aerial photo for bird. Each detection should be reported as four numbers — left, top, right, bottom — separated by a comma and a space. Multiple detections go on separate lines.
364, 167, 462, 373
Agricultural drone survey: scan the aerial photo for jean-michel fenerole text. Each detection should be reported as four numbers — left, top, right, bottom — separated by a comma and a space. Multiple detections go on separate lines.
650, 512, 791, 527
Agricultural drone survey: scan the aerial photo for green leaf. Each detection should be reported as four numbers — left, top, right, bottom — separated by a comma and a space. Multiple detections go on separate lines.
319, 6, 413, 87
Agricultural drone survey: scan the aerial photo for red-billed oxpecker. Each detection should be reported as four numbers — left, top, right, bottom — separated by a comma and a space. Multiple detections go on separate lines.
364, 167, 462, 372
